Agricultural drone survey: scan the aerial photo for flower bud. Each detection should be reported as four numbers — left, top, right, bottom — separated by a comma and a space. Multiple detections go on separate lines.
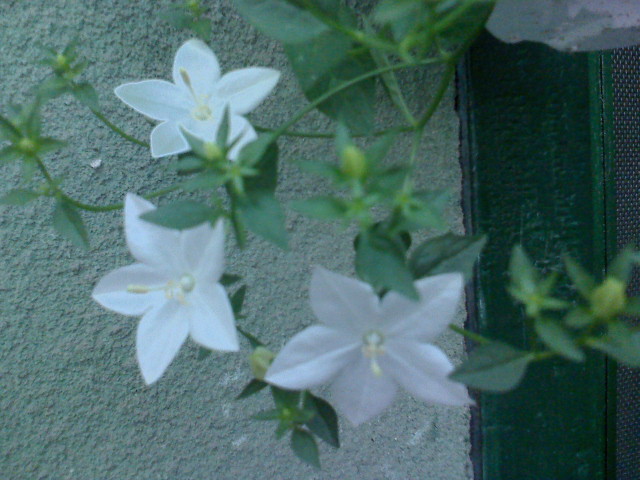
591, 277, 627, 319
340, 145, 367, 179
54, 53, 70, 72
249, 346, 275, 380
203, 142, 223, 162
17, 138, 37, 156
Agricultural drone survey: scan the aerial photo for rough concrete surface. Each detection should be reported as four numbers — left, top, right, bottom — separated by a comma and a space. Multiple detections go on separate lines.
0, 1, 471, 479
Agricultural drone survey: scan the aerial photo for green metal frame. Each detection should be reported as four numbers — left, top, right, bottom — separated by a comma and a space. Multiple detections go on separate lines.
459, 33, 616, 479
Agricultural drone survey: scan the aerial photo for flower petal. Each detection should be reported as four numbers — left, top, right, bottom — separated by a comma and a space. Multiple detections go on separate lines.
265, 325, 359, 390
136, 300, 189, 384
124, 193, 182, 273
385, 342, 472, 406
216, 67, 280, 115
381, 273, 463, 342
92, 263, 170, 316
114, 80, 190, 121
330, 354, 398, 426
181, 218, 225, 283
187, 283, 239, 352
173, 39, 220, 97
309, 266, 380, 334
150, 121, 190, 158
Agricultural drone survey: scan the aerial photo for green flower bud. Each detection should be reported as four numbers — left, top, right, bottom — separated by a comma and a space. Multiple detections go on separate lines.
340, 145, 367, 179
54, 53, 70, 72
17, 138, 37, 156
249, 346, 275, 380
591, 277, 627, 319
203, 142, 223, 162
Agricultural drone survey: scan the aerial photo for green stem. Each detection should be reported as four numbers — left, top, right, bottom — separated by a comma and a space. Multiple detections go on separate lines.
34, 155, 177, 212
253, 124, 413, 139
270, 58, 442, 141
416, 63, 456, 130
91, 109, 149, 148
449, 324, 492, 345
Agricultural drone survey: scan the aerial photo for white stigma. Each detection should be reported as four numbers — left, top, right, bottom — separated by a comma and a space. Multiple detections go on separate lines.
362, 330, 385, 377
180, 67, 213, 121
127, 273, 196, 305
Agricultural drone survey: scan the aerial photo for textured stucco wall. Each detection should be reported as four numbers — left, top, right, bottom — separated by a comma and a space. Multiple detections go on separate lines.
0, 1, 471, 479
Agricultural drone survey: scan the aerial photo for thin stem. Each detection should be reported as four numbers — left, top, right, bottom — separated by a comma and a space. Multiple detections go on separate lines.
449, 324, 492, 345
270, 58, 442, 141
416, 63, 456, 130
90, 109, 149, 148
34, 155, 178, 212
253, 124, 413, 139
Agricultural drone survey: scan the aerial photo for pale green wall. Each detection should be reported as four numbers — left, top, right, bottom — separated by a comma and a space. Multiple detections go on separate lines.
0, 1, 471, 478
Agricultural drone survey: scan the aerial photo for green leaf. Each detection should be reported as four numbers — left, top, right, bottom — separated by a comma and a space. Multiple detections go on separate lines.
236, 379, 268, 399
271, 386, 300, 409
0, 114, 20, 141
290, 429, 320, 469
450, 341, 534, 392
435, 0, 494, 51
409, 233, 486, 281
296, 159, 342, 181
52, 200, 89, 249
400, 190, 449, 231
230, 285, 247, 315
534, 318, 585, 362
72, 83, 100, 110
140, 201, 215, 230
0, 146, 21, 164
191, 18, 212, 38
197, 347, 212, 360
564, 256, 596, 298
564, 307, 595, 328
290, 196, 346, 220
365, 132, 396, 165
0, 189, 40, 206
303, 393, 339, 448
588, 321, 640, 367
509, 245, 538, 295
238, 191, 288, 249
169, 155, 204, 173
216, 106, 231, 148
624, 297, 640, 317
37, 76, 70, 101
38, 137, 67, 156
231, 0, 329, 44
180, 171, 226, 192
356, 229, 418, 300
220, 273, 242, 286
253, 409, 281, 421
609, 245, 636, 284
244, 141, 279, 192
237, 326, 263, 349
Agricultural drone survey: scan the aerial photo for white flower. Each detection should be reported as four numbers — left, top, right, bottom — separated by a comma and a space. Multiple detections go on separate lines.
265, 267, 472, 426
487, 0, 640, 51
115, 39, 280, 159
92, 193, 239, 384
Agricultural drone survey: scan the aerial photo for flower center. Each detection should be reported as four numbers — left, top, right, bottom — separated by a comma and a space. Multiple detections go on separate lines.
179, 67, 214, 121
127, 273, 196, 305
362, 330, 385, 377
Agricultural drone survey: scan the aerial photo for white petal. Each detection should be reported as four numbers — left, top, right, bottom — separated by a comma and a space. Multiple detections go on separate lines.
309, 266, 380, 334
181, 218, 225, 283
92, 263, 169, 316
265, 325, 359, 390
114, 80, 189, 121
487, 0, 640, 51
150, 121, 190, 158
330, 354, 398, 426
228, 119, 257, 161
385, 342, 472, 406
187, 283, 239, 352
381, 273, 463, 342
136, 301, 189, 384
124, 193, 182, 273
216, 67, 280, 115
173, 39, 220, 97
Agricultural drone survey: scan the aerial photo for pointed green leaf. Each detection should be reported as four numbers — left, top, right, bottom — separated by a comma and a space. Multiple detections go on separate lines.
365, 132, 396, 165
291, 429, 320, 469
609, 245, 635, 284
140, 201, 215, 230
244, 142, 279, 192
271, 386, 300, 409
291, 196, 346, 220
0, 114, 20, 142
38, 137, 67, 156
588, 321, 640, 367
303, 393, 339, 448
534, 318, 585, 362
356, 229, 418, 300
231, 285, 247, 315
564, 256, 596, 298
72, 83, 100, 110
409, 233, 486, 281
37, 76, 70, 101
253, 409, 281, 421
296, 160, 342, 181
509, 245, 538, 295
217, 105, 231, 148
0, 189, 40, 206
0, 146, 21, 164
198, 346, 213, 360
238, 191, 288, 248
180, 171, 226, 192
52, 201, 89, 249
237, 326, 263, 349
565, 307, 595, 328
450, 341, 534, 392
236, 379, 268, 400
220, 273, 242, 286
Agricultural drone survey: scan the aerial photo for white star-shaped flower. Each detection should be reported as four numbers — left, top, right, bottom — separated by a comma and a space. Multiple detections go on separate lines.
92, 193, 239, 384
115, 39, 280, 159
487, 0, 640, 51
265, 267, 472, 426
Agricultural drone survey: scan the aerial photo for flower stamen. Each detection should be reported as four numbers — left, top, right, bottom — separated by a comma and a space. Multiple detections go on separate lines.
362, 330, 385, 377
180, 67, 213, 121
127, 273, 196, 305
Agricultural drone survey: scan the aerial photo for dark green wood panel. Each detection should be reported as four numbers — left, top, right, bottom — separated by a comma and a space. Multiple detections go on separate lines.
460, 33, 609, 479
